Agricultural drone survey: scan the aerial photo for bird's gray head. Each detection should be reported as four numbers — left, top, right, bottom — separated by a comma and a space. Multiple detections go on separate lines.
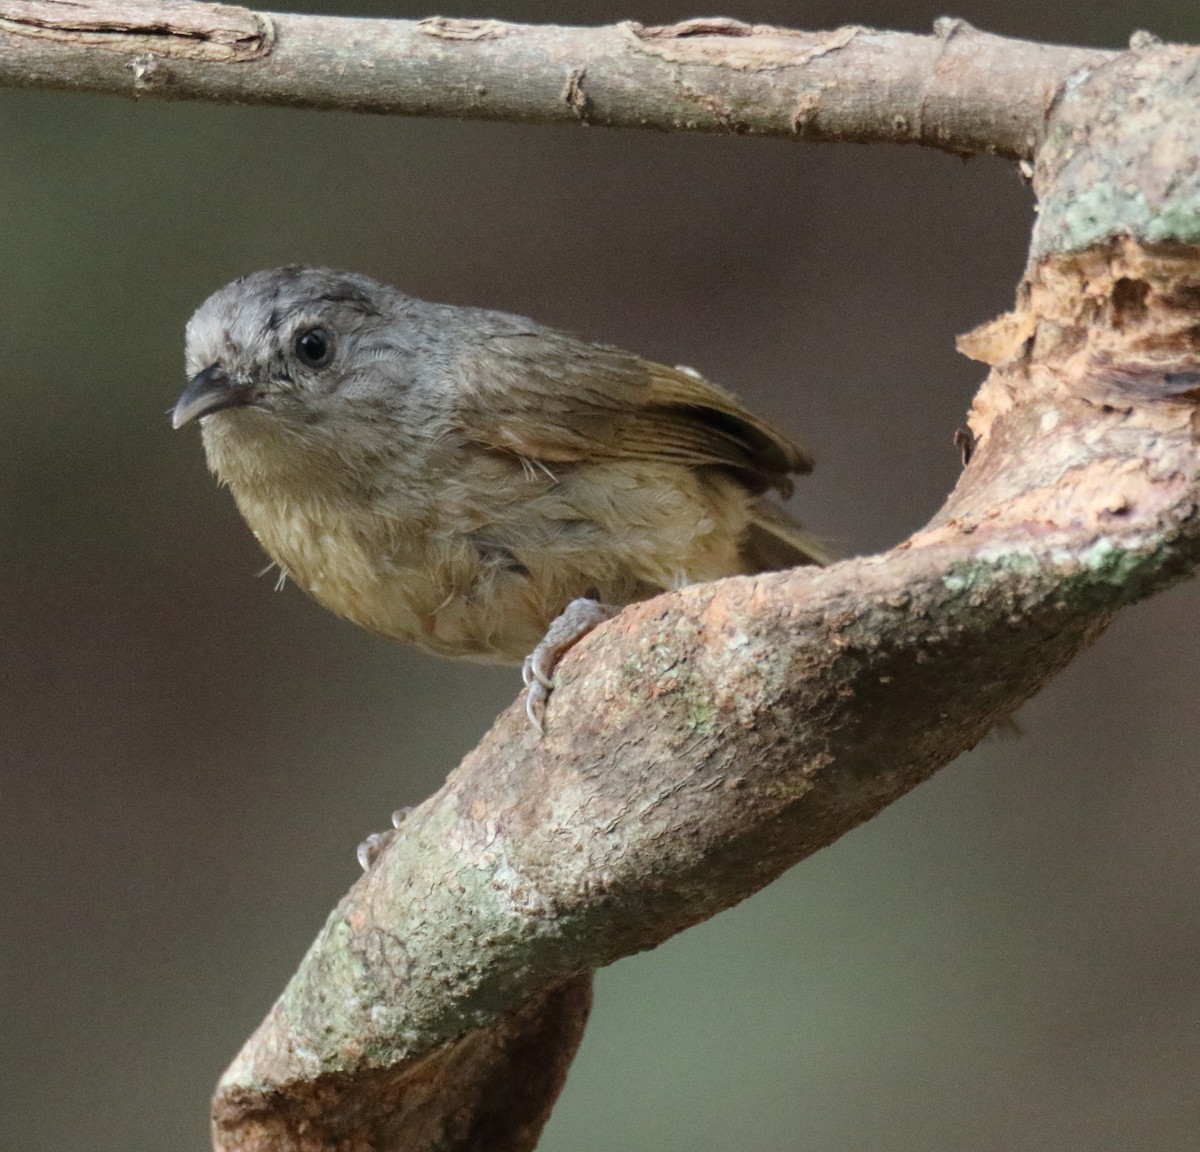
174, 266, 410, 431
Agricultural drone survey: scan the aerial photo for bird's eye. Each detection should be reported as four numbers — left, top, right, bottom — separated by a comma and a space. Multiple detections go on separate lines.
295, 327, 333, 368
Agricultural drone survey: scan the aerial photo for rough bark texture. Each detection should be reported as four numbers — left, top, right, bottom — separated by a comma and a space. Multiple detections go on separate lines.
6, 9, 1194, 1152
198, 33, 1200, 1152
0, 2, 1112, 159
213, 974, 593, 1152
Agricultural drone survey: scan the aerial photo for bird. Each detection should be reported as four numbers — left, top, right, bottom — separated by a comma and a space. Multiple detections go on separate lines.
173, 266, 828, 730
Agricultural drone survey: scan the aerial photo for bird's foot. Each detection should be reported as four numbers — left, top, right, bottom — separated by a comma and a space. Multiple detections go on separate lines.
522, 598, 617, 735
355, 806, 412, 872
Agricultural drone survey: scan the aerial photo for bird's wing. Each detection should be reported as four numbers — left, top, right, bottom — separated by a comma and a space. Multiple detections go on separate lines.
450, 328, 812, 495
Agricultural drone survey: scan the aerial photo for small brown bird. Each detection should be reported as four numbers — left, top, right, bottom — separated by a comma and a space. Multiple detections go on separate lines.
174, 267, 827, 726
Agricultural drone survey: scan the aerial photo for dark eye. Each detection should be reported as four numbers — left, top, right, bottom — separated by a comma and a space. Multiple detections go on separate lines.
295, 327, 333, 368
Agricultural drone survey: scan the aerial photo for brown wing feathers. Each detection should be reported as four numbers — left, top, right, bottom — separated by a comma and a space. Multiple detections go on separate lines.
458, 336, 811, 498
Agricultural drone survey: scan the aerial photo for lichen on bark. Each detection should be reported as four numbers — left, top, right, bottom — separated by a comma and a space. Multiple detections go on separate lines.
31, 16, 1179, 1152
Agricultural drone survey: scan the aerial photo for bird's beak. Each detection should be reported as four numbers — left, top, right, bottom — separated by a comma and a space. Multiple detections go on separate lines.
172, 365, 256, 429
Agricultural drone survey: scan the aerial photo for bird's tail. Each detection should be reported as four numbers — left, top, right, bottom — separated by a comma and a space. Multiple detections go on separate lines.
739, 499, 834, 573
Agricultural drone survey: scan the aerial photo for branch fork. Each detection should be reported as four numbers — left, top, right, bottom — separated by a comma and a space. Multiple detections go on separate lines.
3, 6, 1196, 1150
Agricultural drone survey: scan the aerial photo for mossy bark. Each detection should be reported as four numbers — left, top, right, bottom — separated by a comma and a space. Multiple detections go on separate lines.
42, 19, 1183, 1152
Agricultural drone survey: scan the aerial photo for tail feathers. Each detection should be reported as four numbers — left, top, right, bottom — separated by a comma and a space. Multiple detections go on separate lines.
740, 499, 834, 573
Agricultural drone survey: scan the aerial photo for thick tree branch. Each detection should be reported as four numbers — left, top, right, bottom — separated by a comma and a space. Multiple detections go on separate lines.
200, 34, 1200, 1152
0, 2, 1113, 159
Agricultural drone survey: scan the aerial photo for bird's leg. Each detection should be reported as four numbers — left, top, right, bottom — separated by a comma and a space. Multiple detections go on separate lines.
355, 806, 412, 872
522, 597, 618, 734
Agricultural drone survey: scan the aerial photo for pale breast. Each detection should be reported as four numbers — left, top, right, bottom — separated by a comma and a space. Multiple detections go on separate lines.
204, 412, 760, 663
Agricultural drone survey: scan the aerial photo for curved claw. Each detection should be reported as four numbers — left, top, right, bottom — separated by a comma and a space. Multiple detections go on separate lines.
356, 829, 394, 872
525, 680, 548, 736
356, 807, 413, 871
525, 651, 555, 690
520, 598, 617, 736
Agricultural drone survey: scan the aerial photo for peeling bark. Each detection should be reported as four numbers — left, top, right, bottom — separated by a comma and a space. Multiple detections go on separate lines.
5, 7, 1194, 1150
201, 32, 1200, 1151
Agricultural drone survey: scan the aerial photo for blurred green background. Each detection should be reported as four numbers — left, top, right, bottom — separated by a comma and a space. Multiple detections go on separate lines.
3, 1, 1200, 1149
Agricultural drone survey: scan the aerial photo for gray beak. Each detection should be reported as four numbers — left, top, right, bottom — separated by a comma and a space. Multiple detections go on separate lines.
172, 365, 256, 429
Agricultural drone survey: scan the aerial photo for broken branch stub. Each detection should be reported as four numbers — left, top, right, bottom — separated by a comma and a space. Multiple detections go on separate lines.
211, 36, 1200, 1152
